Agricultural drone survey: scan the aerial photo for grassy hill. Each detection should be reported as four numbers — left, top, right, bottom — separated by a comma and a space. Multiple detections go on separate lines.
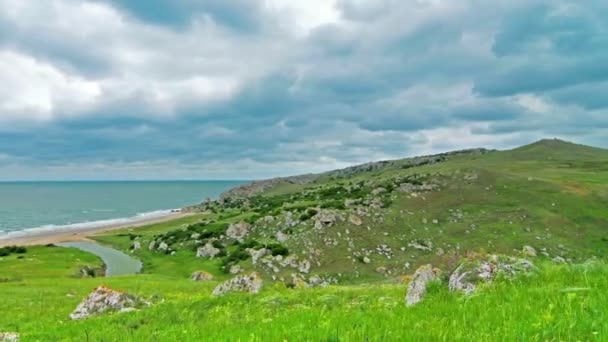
1, 139, 607, 340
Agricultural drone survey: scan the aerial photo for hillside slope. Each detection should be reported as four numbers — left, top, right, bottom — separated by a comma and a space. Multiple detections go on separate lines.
129, 139, 608, 285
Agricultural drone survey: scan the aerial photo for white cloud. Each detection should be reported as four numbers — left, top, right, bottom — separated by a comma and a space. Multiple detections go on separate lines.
0, 51, 101, 121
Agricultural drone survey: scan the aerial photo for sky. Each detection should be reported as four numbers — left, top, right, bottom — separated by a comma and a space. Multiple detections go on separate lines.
0, 0, 607, 180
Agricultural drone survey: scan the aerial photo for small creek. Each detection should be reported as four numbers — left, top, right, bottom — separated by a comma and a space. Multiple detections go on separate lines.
58, 241, 142, 276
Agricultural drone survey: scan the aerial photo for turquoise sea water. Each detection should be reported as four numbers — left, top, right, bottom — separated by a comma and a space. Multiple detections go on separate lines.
0, 181, 244, 237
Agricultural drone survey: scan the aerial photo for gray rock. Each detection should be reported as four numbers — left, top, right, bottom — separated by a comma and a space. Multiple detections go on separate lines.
349, 215, 363, 226
363, 256, 371, 264
406, 264, 440, 306
70, 286, 147, 320
212, 272, 263, 296
229, 265, 243, 274
191, 271, 214, 281
298, 259, 311, 273
247, 248, 270, 264
158, 242, 169, 251
276, 231, 290, 242
0, 333, 19, 342
132, 241, 141, 250
552, 256, 567, 264
226, 222, 252, 241
148, 241, 156, 251
196, 243, 221, 258
522, 245, 537, 257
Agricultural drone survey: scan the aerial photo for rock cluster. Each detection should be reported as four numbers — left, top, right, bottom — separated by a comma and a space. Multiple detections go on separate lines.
449, 255, 534, 295
196, 242, 221, 258
212, 272, 264, 296
70, 286, 147, 320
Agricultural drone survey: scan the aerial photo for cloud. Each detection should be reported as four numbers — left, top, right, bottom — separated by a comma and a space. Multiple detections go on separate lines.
0, 0, 607, 180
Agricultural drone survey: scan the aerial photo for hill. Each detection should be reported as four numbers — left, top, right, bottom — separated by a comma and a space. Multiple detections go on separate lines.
87, 139, 608, 285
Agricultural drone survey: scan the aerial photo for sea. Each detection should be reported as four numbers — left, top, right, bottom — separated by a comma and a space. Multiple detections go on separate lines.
0, 181, 245, 239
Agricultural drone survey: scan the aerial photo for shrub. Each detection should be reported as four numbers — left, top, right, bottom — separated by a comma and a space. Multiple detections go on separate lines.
266, 243, 289, 256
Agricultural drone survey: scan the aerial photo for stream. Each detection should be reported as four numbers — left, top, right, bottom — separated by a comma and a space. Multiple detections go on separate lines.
58, 241, 142, 276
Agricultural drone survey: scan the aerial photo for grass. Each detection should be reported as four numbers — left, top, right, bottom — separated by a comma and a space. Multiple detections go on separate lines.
0, 254, 606, 340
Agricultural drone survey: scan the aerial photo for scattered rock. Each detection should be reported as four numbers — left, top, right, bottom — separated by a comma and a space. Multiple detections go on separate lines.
191, 271, 214, 281
522, 245, 537, 257
212, 272, 263, 296
298, 259, 311, 273
247, 248, 270, 264
552, 256, 566, 264
0, 333, 19, 342
408, 239, 433, 252
70, 286, 147, 320
158, 242, 169, 251
349, 215, 363, 226
405, 264, 441, 306
276, 231, 290, 242
131, 241, 141, 250
226, 222, 253, 241
229, 265, 243, 274
196, 243, 221, 258
372, 187, 387, 195
363, 256, 371, 264
148, 241, 156, 251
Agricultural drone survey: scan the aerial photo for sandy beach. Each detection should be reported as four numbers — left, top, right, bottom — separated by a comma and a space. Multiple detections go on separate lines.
0, 212, 193, 247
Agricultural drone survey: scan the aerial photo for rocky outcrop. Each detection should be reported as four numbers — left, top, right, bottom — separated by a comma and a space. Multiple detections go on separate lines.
449, 255, 534, 295
212, 272, 263, 296
406, 264, 441, 306
190, 271, 214, 281
226, 222, 252, 241
196, 243, 221, 258
0, 333, 19, 342
70, 286, 147, 320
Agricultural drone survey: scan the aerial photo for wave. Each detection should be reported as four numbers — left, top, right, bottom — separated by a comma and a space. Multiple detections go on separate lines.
0, 209, 180, 240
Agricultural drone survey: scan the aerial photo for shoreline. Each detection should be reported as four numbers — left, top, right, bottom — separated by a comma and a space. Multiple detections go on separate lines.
0, 212, 192, 247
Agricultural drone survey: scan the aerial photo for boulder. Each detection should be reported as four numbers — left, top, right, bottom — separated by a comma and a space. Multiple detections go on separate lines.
191, 271, 214, 281
158, 242, 169, 251
212, 272, 263, 296
132, 241, 141, 250
148, 241, 156, 251
0, 333, 19, 342
196, 243, 221, 258
522, 245, 537, 257
405, 264, 441, 306
349, 215, 363, 226
449, 255, 534, 295
70, 286, 147, 320
226, 222, 252, 241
